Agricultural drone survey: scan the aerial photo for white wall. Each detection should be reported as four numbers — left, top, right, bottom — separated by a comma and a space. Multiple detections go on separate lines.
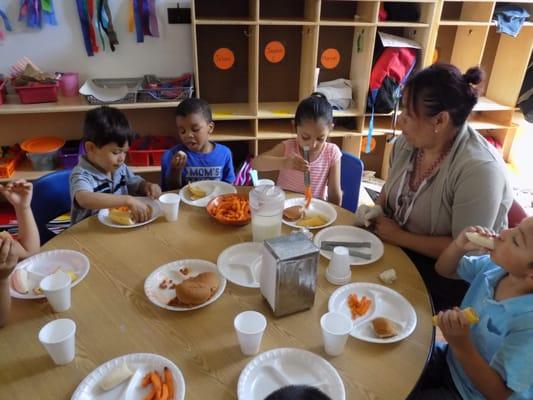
0, 0, 193, 82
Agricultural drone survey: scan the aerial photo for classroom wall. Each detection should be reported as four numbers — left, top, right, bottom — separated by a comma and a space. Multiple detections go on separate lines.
0, 0, 193, 82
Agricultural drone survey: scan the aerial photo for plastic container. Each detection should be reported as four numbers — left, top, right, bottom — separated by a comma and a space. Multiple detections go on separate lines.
21, 137, 65, 171
128, 135, 177, 166
59, 73, 79, 97
0, 146, 24, 179
14, 82, 59, 104
58, 140, 82, 169
249, 185, 286, 242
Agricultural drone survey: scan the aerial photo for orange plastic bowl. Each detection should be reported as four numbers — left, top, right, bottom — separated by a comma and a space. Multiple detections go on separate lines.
206, 193, 251, 226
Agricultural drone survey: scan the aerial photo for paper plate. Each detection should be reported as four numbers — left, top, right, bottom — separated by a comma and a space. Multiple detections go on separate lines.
9, 249, 90, 300
314, 225, 384, 266
217, 242, 263, 288
179, 180, 236, 207
282, 197, 337, 230
328, 282, 417, 344
71, 353, 185, 400
237, 348, 345, 400
144, 259, 226, 311
97, 197, 161, 229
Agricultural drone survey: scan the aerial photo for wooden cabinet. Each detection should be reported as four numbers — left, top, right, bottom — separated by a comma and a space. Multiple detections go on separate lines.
190, 0, 532, 180
0, 0, 531, 183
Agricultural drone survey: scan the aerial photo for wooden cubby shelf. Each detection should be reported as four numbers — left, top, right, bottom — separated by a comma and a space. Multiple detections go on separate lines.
0, 0, 530, 183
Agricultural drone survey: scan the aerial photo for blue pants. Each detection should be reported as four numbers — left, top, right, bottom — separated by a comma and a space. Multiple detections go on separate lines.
411, 343, 462, 400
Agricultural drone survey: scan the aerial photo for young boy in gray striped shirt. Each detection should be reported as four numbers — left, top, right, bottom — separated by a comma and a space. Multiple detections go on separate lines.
70, 107, 161, 225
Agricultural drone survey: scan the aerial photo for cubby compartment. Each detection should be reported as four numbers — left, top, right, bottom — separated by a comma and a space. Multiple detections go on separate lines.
259, 0, 318, 23
212, 120, 257, 141
374, 27, 430, 73
482, 25, 533, 107
377, 2, 434, 27
258, 25, 318, 117
440, 1, 494, 24
257, 119, 294, 140
320, 1, 377, 24
196, 25, 256, 116
317, 26, 374, 114
194, 0, 257, 22
434, 25, 489, 72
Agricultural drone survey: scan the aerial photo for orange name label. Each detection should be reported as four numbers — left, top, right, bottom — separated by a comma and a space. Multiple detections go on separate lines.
213, 48, 235, 70
362, 137, 377, 152
321, 48, 341, 69
264, 41, 285, 63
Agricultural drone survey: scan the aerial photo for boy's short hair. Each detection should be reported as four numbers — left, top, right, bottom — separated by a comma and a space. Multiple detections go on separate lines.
175, 98, 213, 123
264, 385, 332, 400
83, 106, 132, 148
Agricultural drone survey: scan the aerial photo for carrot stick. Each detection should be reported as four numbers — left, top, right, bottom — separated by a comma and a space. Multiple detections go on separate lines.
160, 383, 169, 400
141, 372, 152, 387
150, 371, 163, 399
143, 387, 157, 400
164, 366, 175, 400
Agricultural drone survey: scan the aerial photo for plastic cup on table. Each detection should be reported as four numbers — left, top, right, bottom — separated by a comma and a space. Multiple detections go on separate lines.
59, 72, 79, 97
320, 312, 353, 356
159, 193, 181, 222
255, 179, 275, 187
234, 311, 267, 356
325, 246, 351, 285
38, 318, 76, 365
39, 270, 72, 312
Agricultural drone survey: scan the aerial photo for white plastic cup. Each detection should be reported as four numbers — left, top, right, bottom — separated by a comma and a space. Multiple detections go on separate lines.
159, 193, 181, 222
40, 270, 71, 312
325, 246, 351, 285
234, 311, 267, 355
38, 318, 76, 365
255, 179, 275, 187
320, 312, 353, 356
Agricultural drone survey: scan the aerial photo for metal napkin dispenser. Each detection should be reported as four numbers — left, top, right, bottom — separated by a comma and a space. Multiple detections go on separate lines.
260, 232, 320, 317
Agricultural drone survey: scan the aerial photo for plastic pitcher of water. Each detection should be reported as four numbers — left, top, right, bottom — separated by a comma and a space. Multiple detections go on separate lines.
249, 185, 286, 242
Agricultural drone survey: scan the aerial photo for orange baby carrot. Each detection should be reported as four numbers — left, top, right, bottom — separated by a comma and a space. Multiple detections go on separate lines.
164, 366, 175, 399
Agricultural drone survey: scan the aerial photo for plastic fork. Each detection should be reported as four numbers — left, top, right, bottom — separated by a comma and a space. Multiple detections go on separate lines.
303, 146, 312, 209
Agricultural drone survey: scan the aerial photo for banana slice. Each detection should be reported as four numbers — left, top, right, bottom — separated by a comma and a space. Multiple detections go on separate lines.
12, 270, 29, 294
99, 362, 134, 391
465, 232, 495, 250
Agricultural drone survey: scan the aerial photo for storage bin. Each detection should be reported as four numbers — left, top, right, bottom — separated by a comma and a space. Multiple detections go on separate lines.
14, 82, 59, 104
21, 137, 65, 171
0, 146, 24, 179
58, 140, 82, 169
128, 135, 177, 166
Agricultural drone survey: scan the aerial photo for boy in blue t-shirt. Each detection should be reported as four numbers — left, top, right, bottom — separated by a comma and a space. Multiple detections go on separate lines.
165, 98, 235, 190
414, 217, 533, 399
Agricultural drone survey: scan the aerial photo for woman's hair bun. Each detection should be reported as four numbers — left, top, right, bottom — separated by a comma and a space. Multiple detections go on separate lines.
462, 67, 484, 86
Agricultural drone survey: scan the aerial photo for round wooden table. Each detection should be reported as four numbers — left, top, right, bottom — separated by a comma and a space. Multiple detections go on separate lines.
1, 190, 433, 400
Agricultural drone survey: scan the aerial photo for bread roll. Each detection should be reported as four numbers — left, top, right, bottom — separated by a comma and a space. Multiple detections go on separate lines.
371, 317, 397, 338
108, 206, 135, 225
174, 272, 219, 306
465, 232, 495, 250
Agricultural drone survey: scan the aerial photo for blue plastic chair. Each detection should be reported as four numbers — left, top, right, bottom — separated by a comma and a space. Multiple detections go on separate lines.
160, 146, 177, 191
340, 151, 364, 212
30, 170, 72, 245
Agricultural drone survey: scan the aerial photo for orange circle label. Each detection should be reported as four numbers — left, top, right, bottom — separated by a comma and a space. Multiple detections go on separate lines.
264, 41, 285, 63
362, 137, 377, 152
320, 48, 341, 69
213, 48, 235, 70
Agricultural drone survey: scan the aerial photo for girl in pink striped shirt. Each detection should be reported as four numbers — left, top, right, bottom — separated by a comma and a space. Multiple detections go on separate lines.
253, 93, 342, 205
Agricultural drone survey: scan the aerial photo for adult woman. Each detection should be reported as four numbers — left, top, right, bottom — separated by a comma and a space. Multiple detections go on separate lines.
371, 63, 512, 310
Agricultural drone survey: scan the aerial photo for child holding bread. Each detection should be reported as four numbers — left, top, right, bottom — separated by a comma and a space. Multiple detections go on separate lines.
70, 106, 161, 225
414, 217, 533, 399
0, 180, 40, 328
164, 98, 235, 190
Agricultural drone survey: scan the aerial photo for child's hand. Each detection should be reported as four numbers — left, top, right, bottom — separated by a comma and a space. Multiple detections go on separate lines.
0, 235, 19, 280
455, 226, 495, 252
435, 307, 471, 347
144, 183, 161, 199
126, 197, 152, 223
284, 153, 309, 172
172, 151, 187, 170
0, 180, 33, 210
